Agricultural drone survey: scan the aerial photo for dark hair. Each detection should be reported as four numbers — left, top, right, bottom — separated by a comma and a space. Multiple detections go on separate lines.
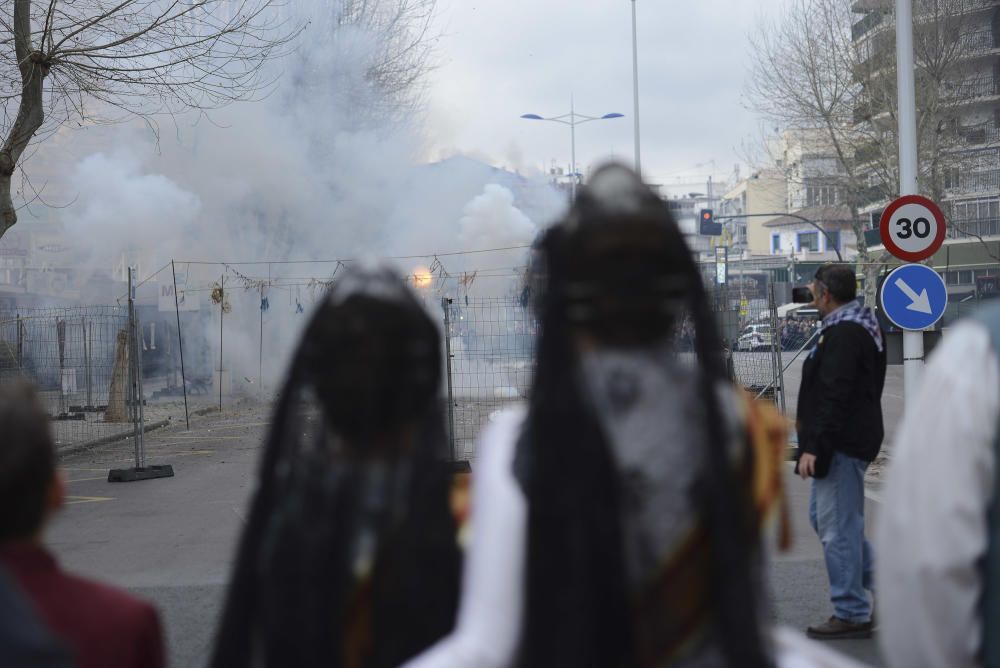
0, 382, 56, 542
815, 264, 857, 304
514, 163, 771, 667
297, 288, 441, 447
211, 266, 459, 668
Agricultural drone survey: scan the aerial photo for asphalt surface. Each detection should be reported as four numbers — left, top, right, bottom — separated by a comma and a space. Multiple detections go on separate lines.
47, 399, 886, 668
772, 467, 883, 666
49, 401, 268, 668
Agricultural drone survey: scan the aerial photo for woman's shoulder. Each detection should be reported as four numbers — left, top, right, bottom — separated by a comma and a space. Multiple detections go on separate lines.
472, 406, 528, 473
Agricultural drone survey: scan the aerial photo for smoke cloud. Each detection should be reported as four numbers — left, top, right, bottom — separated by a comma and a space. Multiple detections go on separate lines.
18, 0, 568, 392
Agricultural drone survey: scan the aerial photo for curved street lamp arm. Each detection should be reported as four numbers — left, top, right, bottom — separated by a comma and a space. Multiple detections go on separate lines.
521, 112, 625, 126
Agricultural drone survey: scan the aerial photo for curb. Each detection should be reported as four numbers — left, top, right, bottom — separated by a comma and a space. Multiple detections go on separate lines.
57, 419, 171, 459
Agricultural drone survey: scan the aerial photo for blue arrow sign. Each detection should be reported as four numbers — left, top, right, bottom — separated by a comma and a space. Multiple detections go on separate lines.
879, 264, 948, 331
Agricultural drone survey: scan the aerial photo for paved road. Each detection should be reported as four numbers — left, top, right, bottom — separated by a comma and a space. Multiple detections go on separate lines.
48, 401, 884, 667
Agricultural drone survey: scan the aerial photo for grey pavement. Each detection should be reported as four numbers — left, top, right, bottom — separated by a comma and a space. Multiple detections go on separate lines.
770, 466, 883, 667
46, 398, 888, 668
49, 401, 269, 668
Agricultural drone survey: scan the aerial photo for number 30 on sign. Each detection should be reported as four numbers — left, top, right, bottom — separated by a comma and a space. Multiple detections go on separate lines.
879, 194, 947, 263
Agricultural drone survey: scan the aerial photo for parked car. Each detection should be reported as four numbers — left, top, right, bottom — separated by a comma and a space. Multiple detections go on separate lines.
736, 323, 774, 352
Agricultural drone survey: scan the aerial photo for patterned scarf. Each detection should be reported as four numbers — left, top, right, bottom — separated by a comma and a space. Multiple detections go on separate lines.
821, 301, 884, 352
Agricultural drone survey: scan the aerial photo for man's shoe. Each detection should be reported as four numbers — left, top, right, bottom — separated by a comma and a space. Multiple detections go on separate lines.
806, 616, 873, 640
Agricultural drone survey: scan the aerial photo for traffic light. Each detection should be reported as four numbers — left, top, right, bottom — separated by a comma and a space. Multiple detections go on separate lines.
699, 208, 722, 236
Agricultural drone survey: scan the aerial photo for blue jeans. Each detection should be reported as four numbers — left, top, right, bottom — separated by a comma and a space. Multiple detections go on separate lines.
809, 450, 874, 624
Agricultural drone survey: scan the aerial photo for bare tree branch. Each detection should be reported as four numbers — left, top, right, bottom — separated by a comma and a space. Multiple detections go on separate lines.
0, 0, 308, 238
746, 0, 984, 300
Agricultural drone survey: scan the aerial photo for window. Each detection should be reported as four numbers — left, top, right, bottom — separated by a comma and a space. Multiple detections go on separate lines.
945, 167, 961, 190
825, 230, 841, 251
869, 210, 884, 230
946, 270, 976, 285
797, 231, 820, 251
806, 184, 841, 207
771, 234, 781, 253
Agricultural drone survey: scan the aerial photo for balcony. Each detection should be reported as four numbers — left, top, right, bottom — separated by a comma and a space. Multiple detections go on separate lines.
947, 217, 1000, 239
958, 122, 1000, 146
916, 0, 998, 15
852, 0, 998, 42
958, 28, 999, 57
945, 169, 1000, 195
944, 75, 999, 102
852, 10, 885, 41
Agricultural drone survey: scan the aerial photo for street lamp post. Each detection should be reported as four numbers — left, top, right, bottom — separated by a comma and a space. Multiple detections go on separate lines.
521, 100, 624, 198
631, 0, 642, 175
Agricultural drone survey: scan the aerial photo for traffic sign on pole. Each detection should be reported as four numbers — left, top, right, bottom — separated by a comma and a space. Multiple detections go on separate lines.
879, 264, 948, 331
879, 194, 946, 262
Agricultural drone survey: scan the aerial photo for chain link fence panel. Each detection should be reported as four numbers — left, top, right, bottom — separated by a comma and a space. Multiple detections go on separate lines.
0, 306, 137, 449
441, 296, 535, 461
440, 282, 792, 462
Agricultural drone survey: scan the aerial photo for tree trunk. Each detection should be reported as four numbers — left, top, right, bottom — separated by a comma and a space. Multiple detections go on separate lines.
0, 0, 47, 239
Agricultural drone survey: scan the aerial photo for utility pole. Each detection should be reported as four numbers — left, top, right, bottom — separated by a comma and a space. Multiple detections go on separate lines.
896, 0, 923, 402
570, 94, 578, 198
631, 0, 642, 175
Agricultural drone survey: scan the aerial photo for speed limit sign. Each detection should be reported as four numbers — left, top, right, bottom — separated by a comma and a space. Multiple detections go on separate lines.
879, 194, 947, 262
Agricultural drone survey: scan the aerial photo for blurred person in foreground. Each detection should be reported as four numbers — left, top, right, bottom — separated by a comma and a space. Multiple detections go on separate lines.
0, 564, 71, 668
211, 263, 462, 668
795, 264, 885, 640
0, 381, 165, 668
877, 300, 1000, 668
403, 163, 866, 668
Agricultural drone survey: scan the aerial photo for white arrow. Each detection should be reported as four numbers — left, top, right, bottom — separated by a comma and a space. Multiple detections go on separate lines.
895, 277, 932, 314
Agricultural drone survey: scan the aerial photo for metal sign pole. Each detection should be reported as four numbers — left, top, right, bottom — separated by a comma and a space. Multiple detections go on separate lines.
109, 267, 174, 483
219, 273, 224, 412
136, 310, 146, 468
896, 0, 924, 402
441, 297, 456, 462
129, 268, 142, 467
171, 261, 190, 430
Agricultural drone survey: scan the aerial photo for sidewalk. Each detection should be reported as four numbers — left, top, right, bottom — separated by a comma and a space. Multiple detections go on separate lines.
770, 465, 884, 667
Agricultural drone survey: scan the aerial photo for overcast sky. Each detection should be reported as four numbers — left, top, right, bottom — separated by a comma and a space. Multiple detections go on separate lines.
422, 0, 790, 195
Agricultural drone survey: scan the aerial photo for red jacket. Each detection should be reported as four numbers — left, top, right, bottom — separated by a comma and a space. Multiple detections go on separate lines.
0, 544, 165, 668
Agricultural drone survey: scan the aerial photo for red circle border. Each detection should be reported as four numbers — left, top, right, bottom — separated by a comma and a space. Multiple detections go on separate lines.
879, 194, 947, 263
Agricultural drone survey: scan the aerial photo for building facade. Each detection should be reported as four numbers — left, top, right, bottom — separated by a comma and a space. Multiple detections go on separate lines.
853, 0, 1000, 300
718, 169, 788, 256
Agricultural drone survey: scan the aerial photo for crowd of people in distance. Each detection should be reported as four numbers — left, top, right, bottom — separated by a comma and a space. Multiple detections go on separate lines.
777, 317, 819, 351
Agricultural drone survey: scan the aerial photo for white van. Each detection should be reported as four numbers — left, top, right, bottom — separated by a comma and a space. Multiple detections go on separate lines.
736, 323, 774, 351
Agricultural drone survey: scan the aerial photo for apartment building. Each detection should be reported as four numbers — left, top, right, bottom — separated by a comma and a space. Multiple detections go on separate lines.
853, 0, 1000, 295
717, 169, 788, 256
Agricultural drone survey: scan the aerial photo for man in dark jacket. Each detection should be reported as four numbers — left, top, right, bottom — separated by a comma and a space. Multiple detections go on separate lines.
796, 263, 886, 640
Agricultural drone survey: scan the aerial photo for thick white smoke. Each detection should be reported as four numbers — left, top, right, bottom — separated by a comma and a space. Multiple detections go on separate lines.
458, 184, 537, 251
14, 0, 568, 393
